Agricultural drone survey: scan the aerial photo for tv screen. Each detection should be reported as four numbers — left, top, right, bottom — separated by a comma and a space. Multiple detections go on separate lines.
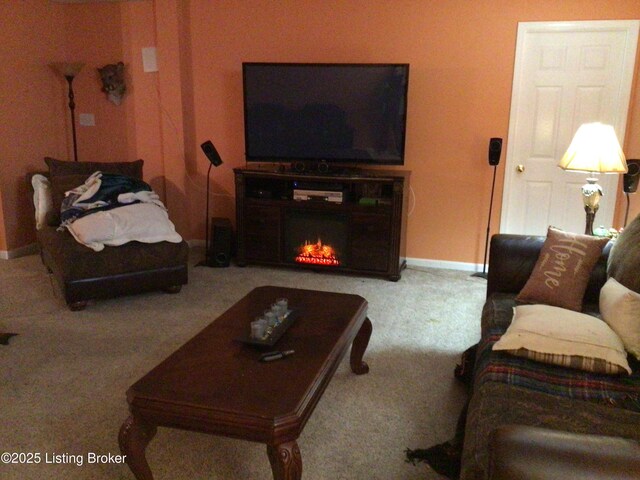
242, 63, 409, 165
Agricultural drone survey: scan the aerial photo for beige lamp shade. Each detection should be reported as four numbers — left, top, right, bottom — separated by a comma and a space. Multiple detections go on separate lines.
50, 62, 85, 78
558, 122, 627, 174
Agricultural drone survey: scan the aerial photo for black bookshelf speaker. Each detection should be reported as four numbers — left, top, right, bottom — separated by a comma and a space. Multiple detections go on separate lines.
317, 160, 329, 173
488, 138, 503, 166
292, 161, 307, 173
624, 159, 640, 193
208, 217, 233, 267
201, 140, 223, 167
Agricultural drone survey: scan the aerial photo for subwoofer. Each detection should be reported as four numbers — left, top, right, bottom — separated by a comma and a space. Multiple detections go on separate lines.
624, 159, 640, 193
208, 217, 233, 267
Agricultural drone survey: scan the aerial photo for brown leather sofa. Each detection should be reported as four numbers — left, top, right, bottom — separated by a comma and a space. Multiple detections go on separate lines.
30, 159, 189, 310
37, 223, 188, 310
460, 234, 640, 479
488, 425, 640, 480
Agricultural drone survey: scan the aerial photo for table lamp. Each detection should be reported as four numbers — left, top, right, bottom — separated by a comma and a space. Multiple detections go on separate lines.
558, 122, 627, 235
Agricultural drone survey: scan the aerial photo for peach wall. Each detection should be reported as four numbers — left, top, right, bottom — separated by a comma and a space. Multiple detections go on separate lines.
2, 0, 640, 265
0, 1, 66, 252
119, 1, 166, 200
61, 3, 129, 166
0, 0, 129, 252
615, 45, 640, 229
150, 0, 192, 234
0, 194, 6, 252
185, 0, 640, 263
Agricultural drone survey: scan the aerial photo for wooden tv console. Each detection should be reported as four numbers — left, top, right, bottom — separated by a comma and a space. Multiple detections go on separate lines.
234, 166, 410, 281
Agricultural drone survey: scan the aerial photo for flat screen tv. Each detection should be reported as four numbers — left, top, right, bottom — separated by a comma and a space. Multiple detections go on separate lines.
242, 63, 409, 166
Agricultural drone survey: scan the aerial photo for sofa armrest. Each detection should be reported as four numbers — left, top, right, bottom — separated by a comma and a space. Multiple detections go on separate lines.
488, 425, 640, 480
486, 234, 612, 305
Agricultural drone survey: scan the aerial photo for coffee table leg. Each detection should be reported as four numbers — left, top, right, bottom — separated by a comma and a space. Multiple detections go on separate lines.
119, 414, 157, 480
267, 441, 302, 480
350, 317, 372, 375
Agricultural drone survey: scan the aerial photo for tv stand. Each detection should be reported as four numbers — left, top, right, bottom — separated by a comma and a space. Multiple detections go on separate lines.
234, 166, 410, 281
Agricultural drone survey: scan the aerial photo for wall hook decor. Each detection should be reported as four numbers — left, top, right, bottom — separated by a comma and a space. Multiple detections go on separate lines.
98, 62, 126, 105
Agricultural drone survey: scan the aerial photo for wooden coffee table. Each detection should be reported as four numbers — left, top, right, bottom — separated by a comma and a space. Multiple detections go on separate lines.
119, 286, 371, 479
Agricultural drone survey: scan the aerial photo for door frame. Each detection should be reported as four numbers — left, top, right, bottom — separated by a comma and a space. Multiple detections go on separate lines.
500, 20, 640, 234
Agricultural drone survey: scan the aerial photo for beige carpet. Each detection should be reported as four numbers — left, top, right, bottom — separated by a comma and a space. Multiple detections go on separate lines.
0, 250, 485, 479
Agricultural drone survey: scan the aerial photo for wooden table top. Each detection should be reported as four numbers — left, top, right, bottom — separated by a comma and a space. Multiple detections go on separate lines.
126, 286, 368, 444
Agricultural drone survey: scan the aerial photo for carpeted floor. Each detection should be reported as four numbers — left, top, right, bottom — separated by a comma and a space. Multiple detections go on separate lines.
0, 249, 485, 479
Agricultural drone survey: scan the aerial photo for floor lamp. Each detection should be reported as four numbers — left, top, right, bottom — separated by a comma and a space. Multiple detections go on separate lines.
197, 140, 223, 267
51, 62, 84, 162
558, 123, 627, 235
472, 138, 502, 279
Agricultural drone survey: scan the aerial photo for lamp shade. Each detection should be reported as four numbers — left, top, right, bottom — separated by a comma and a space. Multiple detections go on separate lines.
50, 62, 85, 78
558, 122, 627, 174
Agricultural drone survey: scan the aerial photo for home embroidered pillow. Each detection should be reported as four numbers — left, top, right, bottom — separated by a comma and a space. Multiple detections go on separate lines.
600, 277, 640, 360
493, 304, 631, 375
516, 227, 609, 311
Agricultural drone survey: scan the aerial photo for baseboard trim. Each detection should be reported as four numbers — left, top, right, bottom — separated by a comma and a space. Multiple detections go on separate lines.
179, 248, 485, 273
1, 243, 39, 260
406, 256, 485, 273
2, 245, 485, 272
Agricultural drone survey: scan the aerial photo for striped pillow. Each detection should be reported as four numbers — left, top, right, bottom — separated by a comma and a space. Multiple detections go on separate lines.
505, 347, 628, 375
493, 304, 631, 375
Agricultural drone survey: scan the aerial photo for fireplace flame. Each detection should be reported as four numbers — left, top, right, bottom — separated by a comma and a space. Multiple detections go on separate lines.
295, 238, 340, 266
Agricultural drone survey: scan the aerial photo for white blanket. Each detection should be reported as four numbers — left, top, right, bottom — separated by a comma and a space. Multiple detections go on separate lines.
66, 202, 182, 252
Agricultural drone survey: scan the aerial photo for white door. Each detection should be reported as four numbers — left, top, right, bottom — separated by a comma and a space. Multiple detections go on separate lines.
500, 21, 639, 235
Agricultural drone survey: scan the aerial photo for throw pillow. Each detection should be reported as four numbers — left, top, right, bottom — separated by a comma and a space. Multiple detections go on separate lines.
608, 213, 640, 293
30, 174, 53, 230
45, 157, 143, 179
516, 227, 609, 311
493, 304, 631, 375
600, 277, 640, 360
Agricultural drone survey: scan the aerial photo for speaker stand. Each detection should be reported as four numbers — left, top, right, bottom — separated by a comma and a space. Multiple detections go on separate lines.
472, 164, 497, 280
471, 271, 488, 280
196, 161, 216, 267
624, 192, 631, 228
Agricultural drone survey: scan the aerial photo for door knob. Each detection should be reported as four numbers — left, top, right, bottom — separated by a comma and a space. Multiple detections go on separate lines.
516, 164, 525, 173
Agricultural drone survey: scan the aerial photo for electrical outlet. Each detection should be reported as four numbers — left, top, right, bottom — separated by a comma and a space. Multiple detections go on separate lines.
79, 114, 96, 127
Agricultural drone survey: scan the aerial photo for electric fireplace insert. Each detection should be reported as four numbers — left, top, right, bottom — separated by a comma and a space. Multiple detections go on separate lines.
284, 210, 348, 268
